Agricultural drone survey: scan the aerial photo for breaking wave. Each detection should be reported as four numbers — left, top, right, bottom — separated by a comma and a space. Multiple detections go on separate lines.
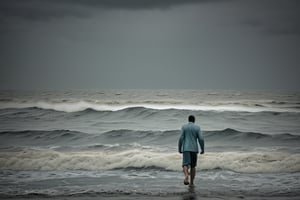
1, 128, 300, 150
1, 100, 299, 113
0, 150, 299, 173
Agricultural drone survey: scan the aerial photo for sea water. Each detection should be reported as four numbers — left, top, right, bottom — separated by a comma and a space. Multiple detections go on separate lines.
0, 90, 299, 198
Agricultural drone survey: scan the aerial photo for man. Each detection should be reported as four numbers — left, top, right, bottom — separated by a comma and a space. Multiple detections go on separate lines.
178, 115, 204, 186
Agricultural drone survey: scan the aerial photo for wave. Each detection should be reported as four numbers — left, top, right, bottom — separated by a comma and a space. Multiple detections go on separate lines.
0, 129, 174, 146
0, 129, 87, 147
205, 128, 300, 142
0, 150, 299, 173
0, 191, 189, 199
1, 100, 299, 113
1, 128, 300, 150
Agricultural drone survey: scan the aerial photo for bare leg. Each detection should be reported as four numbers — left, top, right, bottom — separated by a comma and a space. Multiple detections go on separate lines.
190, 167, 196, 185
183, 166, 189, 185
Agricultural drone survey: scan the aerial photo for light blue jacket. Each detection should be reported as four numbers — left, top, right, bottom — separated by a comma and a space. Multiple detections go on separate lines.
178, 122, 204, 153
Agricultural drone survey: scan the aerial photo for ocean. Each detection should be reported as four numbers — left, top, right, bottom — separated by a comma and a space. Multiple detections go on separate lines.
0, 89, 299, 199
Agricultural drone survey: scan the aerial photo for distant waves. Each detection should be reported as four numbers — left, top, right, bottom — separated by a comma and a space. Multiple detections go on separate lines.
0, 99, 300, 113
1, 128, 300, 152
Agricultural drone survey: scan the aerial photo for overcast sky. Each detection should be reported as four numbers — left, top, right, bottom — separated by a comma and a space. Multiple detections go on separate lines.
0, 0, 299, 90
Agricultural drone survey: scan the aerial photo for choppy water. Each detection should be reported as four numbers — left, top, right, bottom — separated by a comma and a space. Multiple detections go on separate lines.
0, 90, 299, 198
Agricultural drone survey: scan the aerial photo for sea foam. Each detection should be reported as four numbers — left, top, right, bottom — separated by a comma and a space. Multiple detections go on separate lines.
1, 99, 299, 113
0, 150, 299, 173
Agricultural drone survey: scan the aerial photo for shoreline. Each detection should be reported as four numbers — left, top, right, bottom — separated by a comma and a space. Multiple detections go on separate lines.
1, 193, 300, 200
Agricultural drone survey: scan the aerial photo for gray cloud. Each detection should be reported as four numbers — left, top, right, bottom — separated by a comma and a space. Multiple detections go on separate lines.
0, 0, 299, 90
0, 0, 89, 21
60, 0, 215, 9
2, 0, 299, 37
240, 0, 300, 36
242, 17, 300, 36
0, 0, 226, 21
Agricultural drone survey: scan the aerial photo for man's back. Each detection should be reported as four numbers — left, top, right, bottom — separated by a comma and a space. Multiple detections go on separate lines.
178, 115, 205, 186
178, 122, 204, 153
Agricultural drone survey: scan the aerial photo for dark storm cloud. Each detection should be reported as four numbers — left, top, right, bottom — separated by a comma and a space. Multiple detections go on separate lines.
0, 0, 299, 90
242, 18, 300, 36
60, 0, 217, 9
0, 0, 225, 21
0, 0, 89, 21
263, 16, 300, 36
2, 0, 299, 36
241, 0, 300, 36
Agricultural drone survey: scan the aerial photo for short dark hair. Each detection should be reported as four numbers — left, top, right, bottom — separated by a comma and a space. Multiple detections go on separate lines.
188, 115, 195, 122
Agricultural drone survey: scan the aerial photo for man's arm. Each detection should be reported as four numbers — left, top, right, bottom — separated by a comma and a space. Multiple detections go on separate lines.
198, 128, 205, 154
178, 128, 184, 153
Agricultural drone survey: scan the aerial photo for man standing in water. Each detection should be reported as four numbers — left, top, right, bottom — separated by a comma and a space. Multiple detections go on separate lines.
178, 115, 205, 186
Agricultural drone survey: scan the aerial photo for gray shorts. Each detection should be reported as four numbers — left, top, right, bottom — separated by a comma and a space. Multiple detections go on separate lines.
182, 152, 198, 168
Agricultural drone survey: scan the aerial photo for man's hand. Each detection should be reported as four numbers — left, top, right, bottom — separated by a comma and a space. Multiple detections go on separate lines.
200, 151, 204, 155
